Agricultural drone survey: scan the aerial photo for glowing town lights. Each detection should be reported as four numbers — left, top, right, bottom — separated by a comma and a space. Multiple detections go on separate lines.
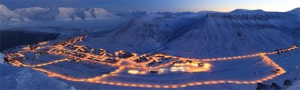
38, 41, 48, 45
5, 35, 299, 89
171, 61, 211, 73
128, 70, 139, 74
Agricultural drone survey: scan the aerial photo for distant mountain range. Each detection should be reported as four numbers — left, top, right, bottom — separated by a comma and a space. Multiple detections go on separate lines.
0, 4, 115, 23
0, 4, 30, 23
0, 3, 299, 23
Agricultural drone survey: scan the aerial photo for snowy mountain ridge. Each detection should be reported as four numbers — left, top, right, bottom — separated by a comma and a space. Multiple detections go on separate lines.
0, 4, 29, 23
0, 4, 115, 22
230, 9, 265, 14
1, 3, 299, 23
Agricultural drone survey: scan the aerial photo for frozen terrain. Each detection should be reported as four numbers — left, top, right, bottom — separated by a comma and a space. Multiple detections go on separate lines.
0, 3, 300, 90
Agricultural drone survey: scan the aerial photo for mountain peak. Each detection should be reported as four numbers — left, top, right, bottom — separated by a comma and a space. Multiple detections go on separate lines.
0, 3, 5, 8
230, 9, 265, 14
0, 4, 29, 22
0, 3, 11, 12
1, 4, 114, 22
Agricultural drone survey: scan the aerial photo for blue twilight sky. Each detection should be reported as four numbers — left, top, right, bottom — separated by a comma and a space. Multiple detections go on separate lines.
1, 0, 300, 12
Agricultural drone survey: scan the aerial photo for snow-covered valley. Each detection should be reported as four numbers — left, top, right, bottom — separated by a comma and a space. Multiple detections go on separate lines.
1, 3, 300, 90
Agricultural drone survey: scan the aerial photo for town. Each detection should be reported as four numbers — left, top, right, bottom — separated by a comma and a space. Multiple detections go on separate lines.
3, 35, 299, 88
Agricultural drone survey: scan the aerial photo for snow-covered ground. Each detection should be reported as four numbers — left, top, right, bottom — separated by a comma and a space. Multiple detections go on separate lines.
0, 64, 75, 90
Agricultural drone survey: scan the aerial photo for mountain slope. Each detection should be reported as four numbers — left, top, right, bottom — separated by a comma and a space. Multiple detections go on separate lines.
162, 12, 300, 57
80, 13, 207, 52
288, 8, 300, 16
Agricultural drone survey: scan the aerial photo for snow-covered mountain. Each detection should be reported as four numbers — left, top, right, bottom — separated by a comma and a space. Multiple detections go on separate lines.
15, 7, 114, 21
288, 8, 300, 16
77, 8, 114, 20
230, 9, 265, 14
80, 13, 207, 52
0, 4, 115, 22
14, 7, 51, 21
162, 12, 300, 57
0, 4, 29, 23
81, 10, 300, 55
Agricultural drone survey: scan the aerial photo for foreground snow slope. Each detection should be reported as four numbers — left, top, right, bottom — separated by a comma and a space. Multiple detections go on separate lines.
0, 64, 75, 90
